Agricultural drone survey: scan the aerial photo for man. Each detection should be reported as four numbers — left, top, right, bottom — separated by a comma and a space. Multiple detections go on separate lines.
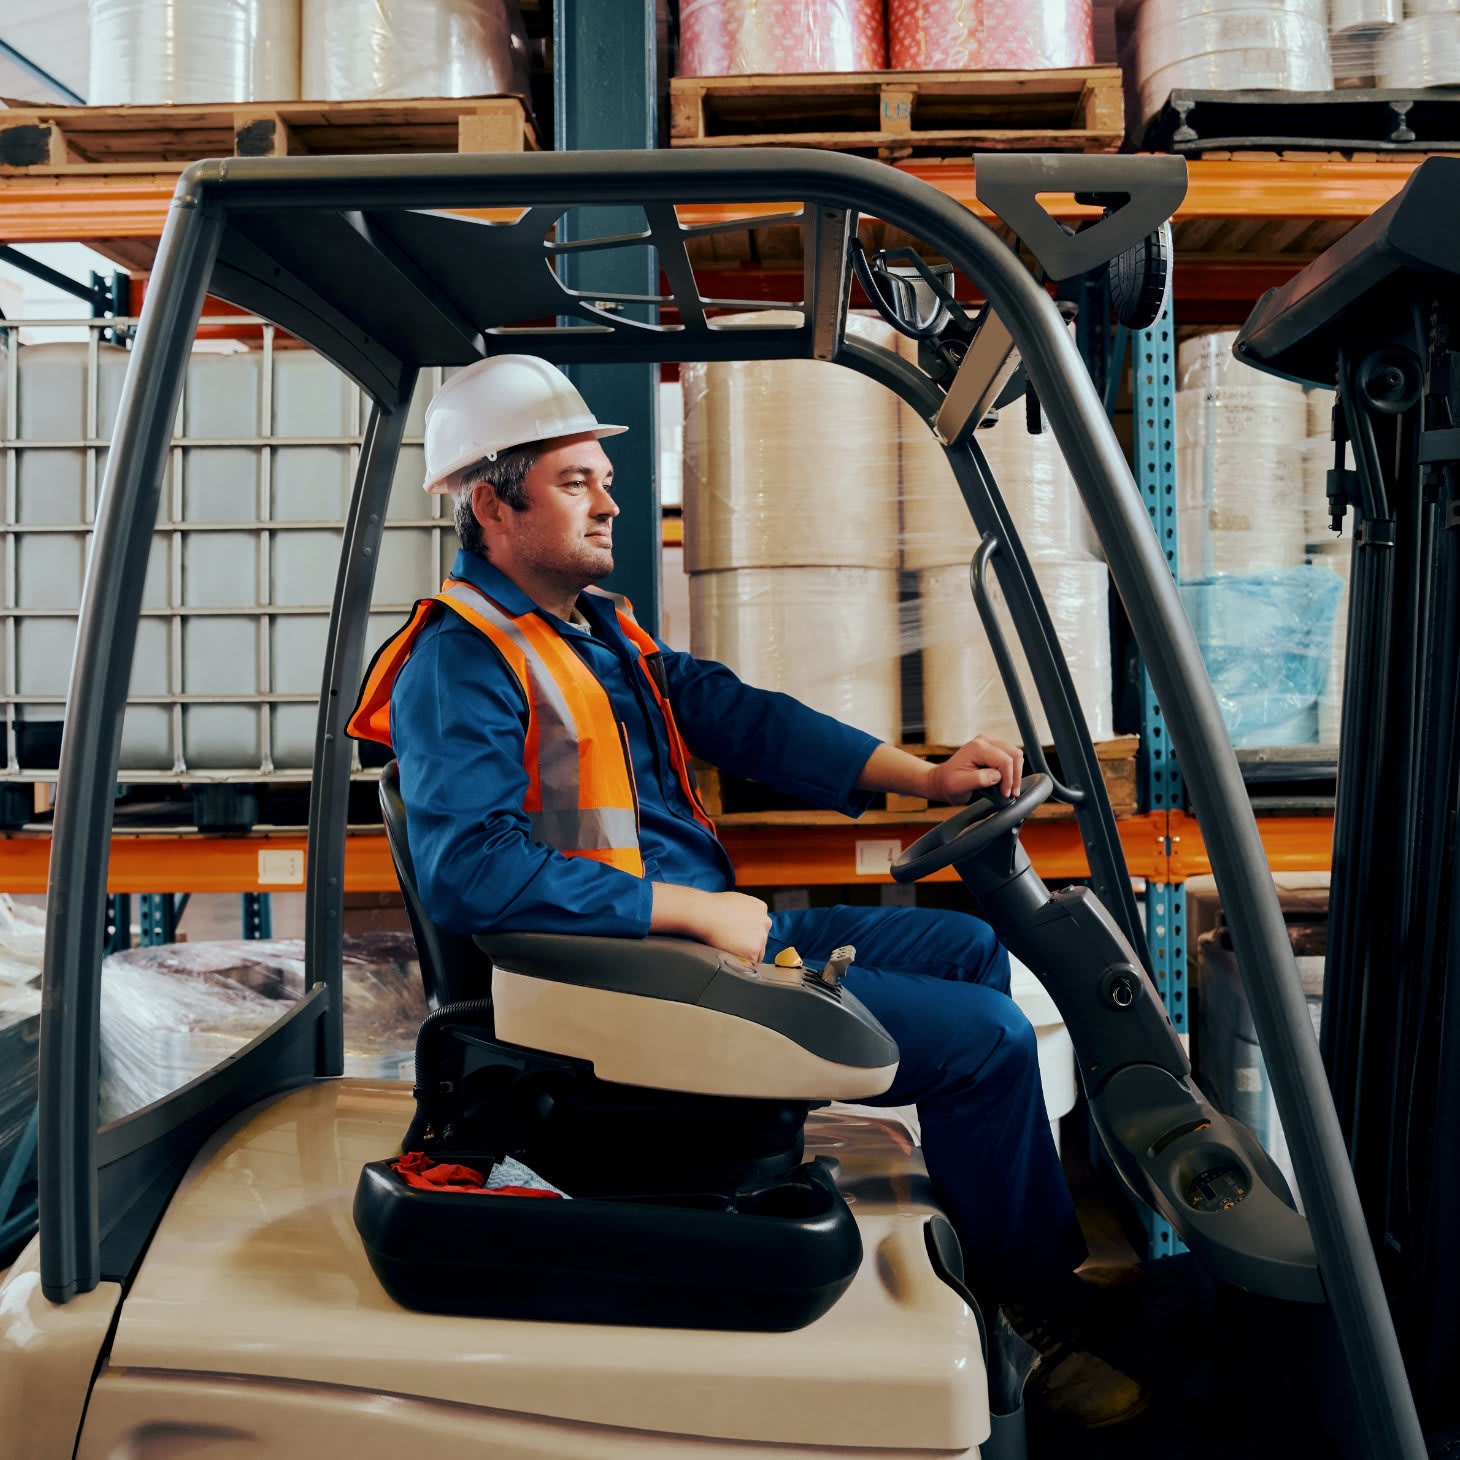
351, 355, 1144, 1427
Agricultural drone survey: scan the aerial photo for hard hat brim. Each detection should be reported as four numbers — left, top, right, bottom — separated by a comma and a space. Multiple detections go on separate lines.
424, 422, 629, 494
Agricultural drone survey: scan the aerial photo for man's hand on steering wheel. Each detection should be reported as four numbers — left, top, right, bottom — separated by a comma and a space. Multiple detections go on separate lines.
927, 734, 1024, 805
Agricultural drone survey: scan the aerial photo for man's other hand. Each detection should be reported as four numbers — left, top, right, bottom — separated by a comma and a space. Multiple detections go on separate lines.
651, 884, 772, 964
927, 734, 1024, 804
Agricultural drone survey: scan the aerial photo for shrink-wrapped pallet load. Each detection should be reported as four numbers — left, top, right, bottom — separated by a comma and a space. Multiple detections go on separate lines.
888, 0, 1096, 68
98, 933, 429, 1121
1130, 0, 1332, 128
301, 0, 530, 101
1176, 331, 1347, 746
678, 0, 886, 75
683, 313, 903, 743
89, 0, 301, 104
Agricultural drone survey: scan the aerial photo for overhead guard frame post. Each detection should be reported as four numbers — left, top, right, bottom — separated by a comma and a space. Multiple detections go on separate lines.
35, 149, 1425, 1459
38, 189, 222, 1304
305, 381, 419, 1075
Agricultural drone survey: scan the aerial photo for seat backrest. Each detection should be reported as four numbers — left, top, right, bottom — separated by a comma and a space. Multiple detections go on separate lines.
379, 759, 493, 1010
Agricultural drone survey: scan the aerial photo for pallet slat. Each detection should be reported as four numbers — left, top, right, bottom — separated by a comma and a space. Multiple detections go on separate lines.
670, 66, 1123, 157
0, 95, 537, 175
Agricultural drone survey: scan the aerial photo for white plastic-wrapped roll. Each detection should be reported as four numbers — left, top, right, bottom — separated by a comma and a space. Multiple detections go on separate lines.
1377, 13, 1460, 82
1177, 385, 1308, 447
1134, 0, 1332, 121
918, 557, 1112, 749
301, 0, 530, 101
1306, 386, 1336, 438
690, 567, 902, 744
683, 312, 901, 571
1307, 540, 1351, 744
1178, 444, 1306, 574
898, 326, 1097, 571
1332, 0, 1402, 26
1408, 0, 1458, 15
89, 0, 300, 104
1178, 330, 1306, 398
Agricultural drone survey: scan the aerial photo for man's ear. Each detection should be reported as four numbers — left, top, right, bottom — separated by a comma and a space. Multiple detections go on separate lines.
472, 480, 505, 534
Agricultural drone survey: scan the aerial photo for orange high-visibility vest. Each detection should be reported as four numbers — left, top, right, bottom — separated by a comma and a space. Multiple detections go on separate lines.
348, 577, 717, 877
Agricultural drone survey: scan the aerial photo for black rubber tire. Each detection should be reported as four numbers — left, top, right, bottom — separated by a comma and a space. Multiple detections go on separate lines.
1109, 219, 1172, 330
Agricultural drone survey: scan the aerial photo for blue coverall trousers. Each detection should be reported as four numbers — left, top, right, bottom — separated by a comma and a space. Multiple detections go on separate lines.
768, 904, 1088, 1297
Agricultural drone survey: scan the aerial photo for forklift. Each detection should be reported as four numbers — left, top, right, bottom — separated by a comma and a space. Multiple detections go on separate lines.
0, 147, 1432, 1457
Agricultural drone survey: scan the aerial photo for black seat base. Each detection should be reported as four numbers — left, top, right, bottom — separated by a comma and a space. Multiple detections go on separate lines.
353, 1154, 862, 1331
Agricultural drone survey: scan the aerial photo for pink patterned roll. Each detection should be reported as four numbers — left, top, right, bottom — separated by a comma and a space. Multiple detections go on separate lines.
679, 0, 887, 76
889, 0, 1094, 69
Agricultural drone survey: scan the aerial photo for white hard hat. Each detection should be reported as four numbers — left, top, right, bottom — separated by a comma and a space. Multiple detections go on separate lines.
422, 354, 627, 493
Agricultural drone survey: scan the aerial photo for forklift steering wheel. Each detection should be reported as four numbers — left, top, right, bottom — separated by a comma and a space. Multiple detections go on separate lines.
891, 774, 1052, 883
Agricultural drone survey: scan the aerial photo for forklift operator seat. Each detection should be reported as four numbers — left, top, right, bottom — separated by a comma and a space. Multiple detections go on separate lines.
364, 759, 905, 1331
378, 759, 492, 1009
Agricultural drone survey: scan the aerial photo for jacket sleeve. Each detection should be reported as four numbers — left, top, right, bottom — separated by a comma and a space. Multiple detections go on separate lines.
658, 645, 879, 816
390, 620, 655, 938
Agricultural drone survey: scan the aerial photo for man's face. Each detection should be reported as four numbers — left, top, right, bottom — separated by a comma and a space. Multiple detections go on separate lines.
474, 432, 619, 587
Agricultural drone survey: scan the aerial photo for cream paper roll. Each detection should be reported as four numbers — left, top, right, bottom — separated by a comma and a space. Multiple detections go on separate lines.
917, 557, 1112, 750
689, 566, 902, 744
1177, 330, 1309, 396
682, 312, 901, 572
897, 326, 1098, 571
1177, 384, 1309, 447
1178, 441, 1307, 575
1305, 386, 1336, 438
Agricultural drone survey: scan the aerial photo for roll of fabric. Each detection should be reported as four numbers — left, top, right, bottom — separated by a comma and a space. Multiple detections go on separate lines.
897, 326, 1097, 571
689, 567, 902, 743
1134, 0, 1331, 122
888, 0, 1095, 68
678, 0, 886, 75
301, 0, 530, 100
682, 312, 901, 572
1377, 12, 1460, 82
918, 557, 1112, 749
89, 0, 300, 104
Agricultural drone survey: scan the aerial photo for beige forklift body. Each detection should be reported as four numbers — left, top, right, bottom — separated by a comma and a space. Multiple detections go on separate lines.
2, 1080, 989, 1457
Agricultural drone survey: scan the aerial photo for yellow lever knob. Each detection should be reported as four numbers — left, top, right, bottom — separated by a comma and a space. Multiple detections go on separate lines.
774, 947, 804, 968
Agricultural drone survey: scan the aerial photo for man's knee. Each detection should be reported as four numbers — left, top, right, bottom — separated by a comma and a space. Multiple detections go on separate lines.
913, 907, 1008, 990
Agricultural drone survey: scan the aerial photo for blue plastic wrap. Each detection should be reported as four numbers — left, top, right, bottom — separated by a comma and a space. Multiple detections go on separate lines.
1180, 565, 1347, 747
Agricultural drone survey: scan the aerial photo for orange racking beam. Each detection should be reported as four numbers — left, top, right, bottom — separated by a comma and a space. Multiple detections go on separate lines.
0, 155, 1422, 249
720, 812, 1170, 885
0, 814, 1170, 895
1165, 809, 1335, 881
0, 832, 401, 895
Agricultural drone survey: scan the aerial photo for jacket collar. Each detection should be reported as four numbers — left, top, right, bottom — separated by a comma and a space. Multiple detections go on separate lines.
448, 549, 628, 646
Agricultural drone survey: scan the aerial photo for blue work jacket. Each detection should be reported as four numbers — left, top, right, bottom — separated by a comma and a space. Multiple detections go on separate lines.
390, 550, 880, 936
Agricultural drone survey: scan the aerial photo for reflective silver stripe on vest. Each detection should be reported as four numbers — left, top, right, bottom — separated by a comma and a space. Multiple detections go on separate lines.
438, 580, 638, 854
439, 581, 581, 811
529, 806, 641, 851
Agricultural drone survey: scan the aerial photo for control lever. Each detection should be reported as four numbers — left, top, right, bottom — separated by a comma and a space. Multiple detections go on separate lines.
814, 945, 856, 990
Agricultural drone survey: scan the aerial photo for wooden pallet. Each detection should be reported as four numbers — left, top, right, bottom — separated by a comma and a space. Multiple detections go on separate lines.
670, 66, 1123, 159
0, 94, 537, 175
697, 734, 1139, 826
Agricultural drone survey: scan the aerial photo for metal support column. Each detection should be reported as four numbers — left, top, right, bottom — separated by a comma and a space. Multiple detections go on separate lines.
1134, 294, 1189, 1258
103, 894, 131, 956
242, 893, 273, 940
137, 893, 179, 946
553, 0, 661, 632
